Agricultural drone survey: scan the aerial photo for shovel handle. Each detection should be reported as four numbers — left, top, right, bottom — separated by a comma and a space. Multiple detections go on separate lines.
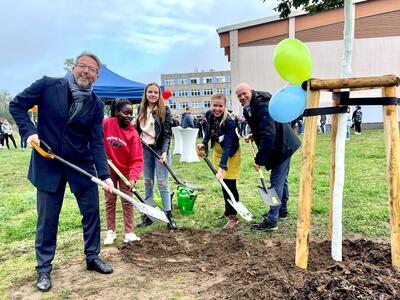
249, 141, 270, 191
140, 138, 183, 185
107, 159, 132, 187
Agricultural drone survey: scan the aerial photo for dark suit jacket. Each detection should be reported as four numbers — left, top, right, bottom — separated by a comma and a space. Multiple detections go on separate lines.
9, 76, 110, 193
244, 90, 301, 170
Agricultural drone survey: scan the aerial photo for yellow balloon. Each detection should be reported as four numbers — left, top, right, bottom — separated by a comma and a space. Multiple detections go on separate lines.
273, 38, 312, 85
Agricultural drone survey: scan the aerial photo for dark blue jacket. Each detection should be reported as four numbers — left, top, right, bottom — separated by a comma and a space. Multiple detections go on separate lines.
202, 110, 240, 171
9, 76, 110, 193
181, 112, 194, 128
244, 90, 301, 170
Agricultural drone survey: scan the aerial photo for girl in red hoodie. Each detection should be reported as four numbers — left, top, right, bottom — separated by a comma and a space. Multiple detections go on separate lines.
103, 99, 143, 244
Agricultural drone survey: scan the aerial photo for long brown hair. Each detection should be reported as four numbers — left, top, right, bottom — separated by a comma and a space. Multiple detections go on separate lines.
138, 82, 166, 125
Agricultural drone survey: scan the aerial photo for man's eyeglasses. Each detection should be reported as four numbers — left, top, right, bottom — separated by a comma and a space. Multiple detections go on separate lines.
75, 63, 98, 74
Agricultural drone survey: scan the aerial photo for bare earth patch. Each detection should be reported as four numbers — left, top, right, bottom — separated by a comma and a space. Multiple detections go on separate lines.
9, 228, 400, 299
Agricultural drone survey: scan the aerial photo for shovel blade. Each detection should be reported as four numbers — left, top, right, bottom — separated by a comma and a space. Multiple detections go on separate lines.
257, 186, 281, 207
228, 200, 253, 221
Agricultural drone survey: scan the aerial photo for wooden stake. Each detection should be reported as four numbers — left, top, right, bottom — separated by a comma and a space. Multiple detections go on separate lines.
296, 86, 320, 269
328, 93, 340, 240
382, 86, 400, 269
309, 75, 399, 91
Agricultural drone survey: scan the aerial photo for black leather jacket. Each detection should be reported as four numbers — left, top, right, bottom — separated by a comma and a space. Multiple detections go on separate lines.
136, 105, 173, 154
243, 90, 301, 170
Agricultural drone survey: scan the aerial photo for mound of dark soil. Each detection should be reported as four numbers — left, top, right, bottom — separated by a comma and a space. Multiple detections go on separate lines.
119, 228, 400, 299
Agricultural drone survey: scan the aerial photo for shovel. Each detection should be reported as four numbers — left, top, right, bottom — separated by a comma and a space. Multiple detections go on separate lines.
140, 138, 205, 192
107, 159, 159, 222
32, 140, 169, 223
201, 152, 252, 221
249, 141, 281, 207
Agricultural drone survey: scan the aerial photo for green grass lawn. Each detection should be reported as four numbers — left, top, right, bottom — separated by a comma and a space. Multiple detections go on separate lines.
0, 129, 391, 297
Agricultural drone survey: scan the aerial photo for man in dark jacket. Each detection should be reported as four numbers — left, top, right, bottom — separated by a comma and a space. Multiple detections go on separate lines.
235, 83, 301, 232
181, 107, 195, 128
9, 52, 114, 292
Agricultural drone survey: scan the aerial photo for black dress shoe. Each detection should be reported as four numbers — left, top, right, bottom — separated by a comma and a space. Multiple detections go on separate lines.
87, 258, 113, 274
37, 272, 51, 292
136, 215, 153, 228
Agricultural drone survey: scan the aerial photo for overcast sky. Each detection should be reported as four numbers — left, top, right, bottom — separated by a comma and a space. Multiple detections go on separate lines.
1, 0, 279, 95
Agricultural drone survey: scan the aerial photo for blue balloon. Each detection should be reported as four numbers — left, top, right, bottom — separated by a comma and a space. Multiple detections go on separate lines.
269, 85, 307, 123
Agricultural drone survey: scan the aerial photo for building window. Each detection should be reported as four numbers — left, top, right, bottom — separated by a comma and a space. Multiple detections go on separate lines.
216, 76, 226, 83
204, 89, 213, 96
203, 77, 212, 84
191, 89, 200, 96
216, 88, 224, 94
170, 102, 176, 109
178, 90, 188, 97
192, 101, 201, 108
180, 101, 189, 109
204, 100, 211, 108
226, 89, 231, 95
177, 78, 187, 85
172, 91, 176, 97
190, 78, 200, 84
165, 79, 174, 85
226, 76, 231, 83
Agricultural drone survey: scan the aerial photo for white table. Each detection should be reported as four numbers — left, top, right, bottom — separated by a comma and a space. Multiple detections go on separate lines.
172, 126, 183, 155
179, 128, 200, 163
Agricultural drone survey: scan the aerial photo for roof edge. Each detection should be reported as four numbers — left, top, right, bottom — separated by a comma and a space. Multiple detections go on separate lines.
216, 0, 368, 34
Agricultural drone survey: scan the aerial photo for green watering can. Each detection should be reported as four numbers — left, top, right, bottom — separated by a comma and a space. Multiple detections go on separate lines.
176, 186, 197, 214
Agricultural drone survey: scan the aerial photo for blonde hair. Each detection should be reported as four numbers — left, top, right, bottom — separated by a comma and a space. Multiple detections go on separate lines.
211, 93, 229, 126
138, 82, 166, 124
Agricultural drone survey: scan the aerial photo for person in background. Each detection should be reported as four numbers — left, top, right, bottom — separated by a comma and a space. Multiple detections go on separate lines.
196, 116, 204, 138
239, 115, 248, 136
290, 114, 303, 135
352, 105, 362, 134
319, 115, 326, 134
197, 93, 241, 230
9, 52, 114, 292
103, 99, 143, 245
235, 83, 301, 232
181, 107, 195, 128
0, 118, 5, 148
135, 82, 176, 230
1, 118, 18, 149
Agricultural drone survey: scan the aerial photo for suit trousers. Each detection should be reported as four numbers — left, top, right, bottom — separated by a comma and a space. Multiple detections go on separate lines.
35, 175, 100, 274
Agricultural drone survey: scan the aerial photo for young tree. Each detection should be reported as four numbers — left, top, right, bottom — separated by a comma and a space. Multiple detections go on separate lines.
0, 90, 14, 123
265, 0, 354, 262
64, 57, 75, 72
265, 0, 344, 18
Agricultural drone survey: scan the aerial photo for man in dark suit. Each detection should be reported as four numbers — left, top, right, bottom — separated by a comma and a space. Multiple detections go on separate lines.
10, 52, 114, 292
235, 83, 301, 232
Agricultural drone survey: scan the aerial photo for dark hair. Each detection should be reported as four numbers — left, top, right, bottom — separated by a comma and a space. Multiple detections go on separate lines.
110, 99, 132, 117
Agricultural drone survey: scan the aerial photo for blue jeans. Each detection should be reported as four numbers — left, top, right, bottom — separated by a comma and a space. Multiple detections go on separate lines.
143, 146, 171, 211
266, 157, 291, 222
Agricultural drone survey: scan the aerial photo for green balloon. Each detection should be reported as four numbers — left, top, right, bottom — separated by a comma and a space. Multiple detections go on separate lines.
273, 38, 312, 85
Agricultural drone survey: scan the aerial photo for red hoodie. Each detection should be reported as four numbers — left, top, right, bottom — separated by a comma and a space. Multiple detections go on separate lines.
103, 117, 143, 181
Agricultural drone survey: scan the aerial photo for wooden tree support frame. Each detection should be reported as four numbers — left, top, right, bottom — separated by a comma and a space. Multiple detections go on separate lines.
295, 74, 400, 270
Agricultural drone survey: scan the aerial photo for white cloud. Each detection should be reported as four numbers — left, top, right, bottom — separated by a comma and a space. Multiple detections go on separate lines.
0, 0, 278, 94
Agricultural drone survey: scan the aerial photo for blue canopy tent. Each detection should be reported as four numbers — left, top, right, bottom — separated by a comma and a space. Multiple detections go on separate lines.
93, 65, 145, 104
